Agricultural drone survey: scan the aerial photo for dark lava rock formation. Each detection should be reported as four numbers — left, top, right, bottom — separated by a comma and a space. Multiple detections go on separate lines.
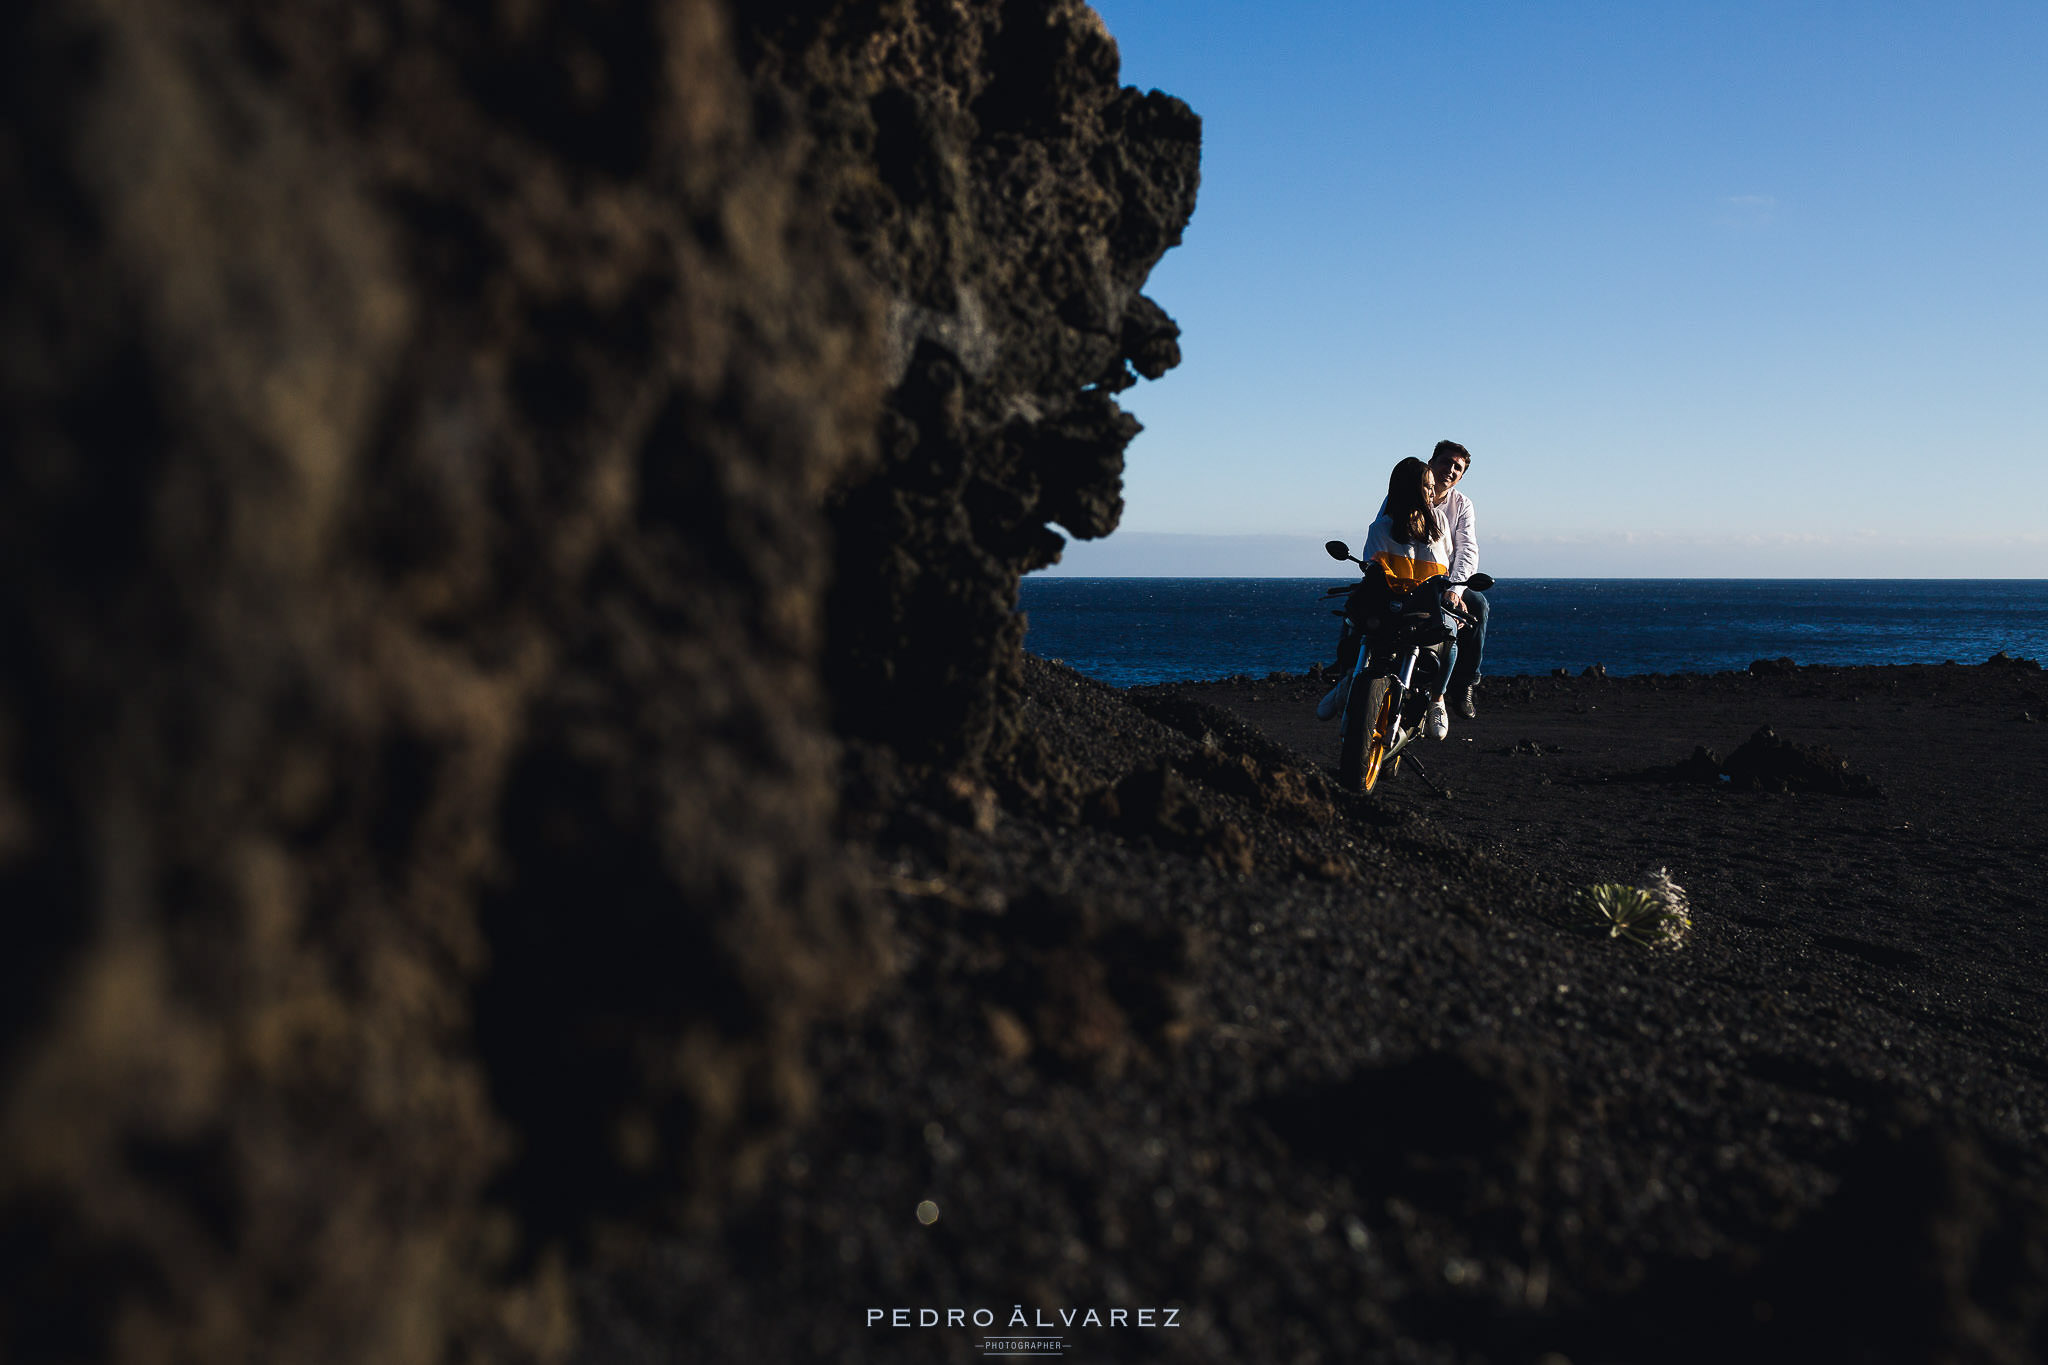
752, 3, 1199, 764
1720, 725, 1883, 796
1631, 728, 1883, 795
1, 2, 1194, 1361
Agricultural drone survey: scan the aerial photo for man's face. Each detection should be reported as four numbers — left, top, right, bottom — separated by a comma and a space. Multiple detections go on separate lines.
1429, 453, 1469, 495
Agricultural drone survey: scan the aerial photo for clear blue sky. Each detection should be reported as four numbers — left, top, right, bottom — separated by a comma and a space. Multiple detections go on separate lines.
1045, 1, 2047, 576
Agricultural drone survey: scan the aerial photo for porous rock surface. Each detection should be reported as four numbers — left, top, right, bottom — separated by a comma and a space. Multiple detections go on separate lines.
0, 1, 1193, 1361
749, 1, 1199, 763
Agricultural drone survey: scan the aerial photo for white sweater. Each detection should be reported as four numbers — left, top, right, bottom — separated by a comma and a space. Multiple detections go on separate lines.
1436, 489, 1479, 584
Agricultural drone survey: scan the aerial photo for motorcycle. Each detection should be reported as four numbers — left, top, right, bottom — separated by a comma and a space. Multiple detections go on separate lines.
1319, 540, 1493, 793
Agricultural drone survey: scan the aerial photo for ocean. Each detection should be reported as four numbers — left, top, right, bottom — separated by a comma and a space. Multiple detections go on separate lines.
1017, 578, 2048, 688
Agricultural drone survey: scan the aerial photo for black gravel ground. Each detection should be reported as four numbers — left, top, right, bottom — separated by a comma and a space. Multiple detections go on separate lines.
581, 655, 2048, 1364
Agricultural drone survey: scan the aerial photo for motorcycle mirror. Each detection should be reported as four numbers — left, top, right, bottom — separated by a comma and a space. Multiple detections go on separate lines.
1465, 573, 1494, 591
1324, 540, 1353, 562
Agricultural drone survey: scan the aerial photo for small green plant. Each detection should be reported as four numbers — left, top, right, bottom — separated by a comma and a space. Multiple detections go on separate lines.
1581, 867, 1691, 949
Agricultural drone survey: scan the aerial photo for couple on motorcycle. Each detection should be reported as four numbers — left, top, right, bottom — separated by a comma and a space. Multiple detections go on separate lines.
1365, 440, 1487, 733
1318, 439, 1488, 750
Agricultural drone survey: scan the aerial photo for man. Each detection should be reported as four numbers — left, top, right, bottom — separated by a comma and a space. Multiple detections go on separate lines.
1424, 439, 1487, 718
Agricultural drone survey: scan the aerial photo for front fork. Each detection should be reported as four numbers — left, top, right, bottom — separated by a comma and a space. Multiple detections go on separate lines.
1382, 648, 1422, 754
1339, 642, 1419, 749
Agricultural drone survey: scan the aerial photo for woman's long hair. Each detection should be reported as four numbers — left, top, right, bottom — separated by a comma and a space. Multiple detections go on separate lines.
1385, 457, 1440, 545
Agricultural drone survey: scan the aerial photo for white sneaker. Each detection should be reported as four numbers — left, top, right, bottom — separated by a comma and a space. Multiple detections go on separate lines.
1315, 678, 1348, 721
1426, 697, 1451, 740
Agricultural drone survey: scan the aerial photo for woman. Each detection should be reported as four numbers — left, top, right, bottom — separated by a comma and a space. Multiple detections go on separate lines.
1319, 458, 1460, 737
1362, 456, 1451, 591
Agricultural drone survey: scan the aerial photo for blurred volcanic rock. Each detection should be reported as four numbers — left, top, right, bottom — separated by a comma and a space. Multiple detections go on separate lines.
0, 0, 1194, 1361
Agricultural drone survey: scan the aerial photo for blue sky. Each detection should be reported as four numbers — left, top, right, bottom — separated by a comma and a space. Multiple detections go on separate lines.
1044, 2, 2047, 576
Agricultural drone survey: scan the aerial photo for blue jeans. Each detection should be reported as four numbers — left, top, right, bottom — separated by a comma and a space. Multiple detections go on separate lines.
1447, 589, 1487, 691
1433, 641, 1459, 701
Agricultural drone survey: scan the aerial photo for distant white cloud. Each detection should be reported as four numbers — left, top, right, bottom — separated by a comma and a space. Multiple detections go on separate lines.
1035, 530, 2048, 578
1716, 193, 1777, 230
1489, 529, 2048, 577
1035, 533, 1343, 578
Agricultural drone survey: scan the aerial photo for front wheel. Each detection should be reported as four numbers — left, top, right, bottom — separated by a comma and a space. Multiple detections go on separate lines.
1339, 677, 1399, 792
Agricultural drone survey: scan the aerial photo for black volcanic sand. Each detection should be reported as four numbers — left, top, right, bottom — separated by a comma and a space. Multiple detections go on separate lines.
583, 656, 2048, 1363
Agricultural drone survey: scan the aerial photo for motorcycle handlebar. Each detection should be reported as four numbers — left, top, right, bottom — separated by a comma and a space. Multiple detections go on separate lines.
1324, 573, 1479, 624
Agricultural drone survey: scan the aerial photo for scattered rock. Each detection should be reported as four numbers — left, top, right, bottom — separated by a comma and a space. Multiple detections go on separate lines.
1261, 764, 1339, 826
979, 887, 1202, 1075
984, 1005, 1034, 1063
1113, 762, 1208, 842
1208, 819, 1257, 875
937, 773, 1001, 833
1193, 746, 1266, 802
1676, 745, 1725, 782
988, 725, 1092, 824
1750, 657, 1799, 677
1617, 744, 1725, 785
1032, 946, 1134, 1076
1722, 726, 1882, 796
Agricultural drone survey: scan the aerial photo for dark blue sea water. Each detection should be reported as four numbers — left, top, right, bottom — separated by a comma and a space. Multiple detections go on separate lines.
1018, 579, 2048, 688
